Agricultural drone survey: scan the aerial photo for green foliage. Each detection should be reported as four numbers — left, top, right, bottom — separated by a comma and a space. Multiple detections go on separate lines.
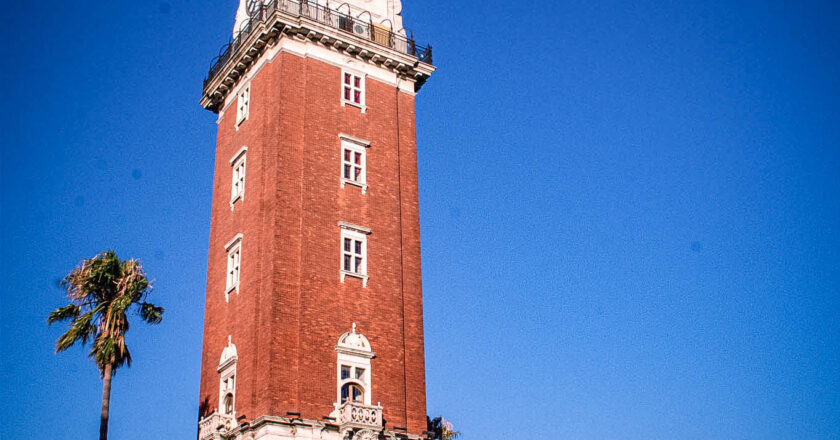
47, 250, 164, 375
427, 416, 460, 440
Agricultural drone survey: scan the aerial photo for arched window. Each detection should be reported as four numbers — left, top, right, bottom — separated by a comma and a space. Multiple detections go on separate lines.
223, 392, 235, 416
334, 323, 375, 408
341, 382, 364, 403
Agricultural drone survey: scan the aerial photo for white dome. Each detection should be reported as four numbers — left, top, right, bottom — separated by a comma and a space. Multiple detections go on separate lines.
337, 323, 372, 352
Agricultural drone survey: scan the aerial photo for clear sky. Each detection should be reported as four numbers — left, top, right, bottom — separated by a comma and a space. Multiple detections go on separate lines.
1, 0, 838, 439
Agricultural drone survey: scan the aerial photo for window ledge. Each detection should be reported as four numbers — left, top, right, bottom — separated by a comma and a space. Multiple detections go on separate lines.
341, 100, 367, 114
341, 271, 368, 288
230, 194, 243, 210
341, 179, 368, 194
225, 284, 239, 302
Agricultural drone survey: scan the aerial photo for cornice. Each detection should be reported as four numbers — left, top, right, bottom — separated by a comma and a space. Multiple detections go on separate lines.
225, 414, 426, 440
200, 8, 435, 113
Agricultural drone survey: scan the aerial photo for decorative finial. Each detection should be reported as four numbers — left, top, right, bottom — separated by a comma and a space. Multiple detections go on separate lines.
228, 335, 232, 345
352, 322, 357, 333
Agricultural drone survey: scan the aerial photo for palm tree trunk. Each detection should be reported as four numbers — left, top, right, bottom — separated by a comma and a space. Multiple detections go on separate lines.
100, 363, 113, 440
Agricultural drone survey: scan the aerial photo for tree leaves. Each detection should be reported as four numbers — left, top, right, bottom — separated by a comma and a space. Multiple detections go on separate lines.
48, 250, 163, 374
47, 304, 81, 325
427, 416, 460, 440
139, 302, 164, 325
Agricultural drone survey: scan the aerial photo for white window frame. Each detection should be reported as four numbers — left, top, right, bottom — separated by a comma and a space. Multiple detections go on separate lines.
230, 147, 248, 208
341, 70, 366, 112
236, 84, 250, 127
217, 336, 238, 419
339, 134, 370, 194
338, 363, 370, 405
339, 222, 371, 287
225, 234, 243, 301
334, 324, 374, 407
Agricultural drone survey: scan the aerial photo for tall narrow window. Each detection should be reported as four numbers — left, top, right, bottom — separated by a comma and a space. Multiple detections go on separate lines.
218, 336, 238, 419
225, 234, 243, 301
236, 85, 250, 126
334, 323, 375, 408
343, 237, 363, 274
339, 134, 369, 193
341, 71, 365, 110
230, 147, 247, 207
339, 222, 371, 287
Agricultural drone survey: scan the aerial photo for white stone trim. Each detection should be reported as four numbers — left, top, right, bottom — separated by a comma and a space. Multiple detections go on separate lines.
334, 324, 374, 407
230, 146, 249, 165
341, 270, 369, 287
198, 415, 424, 440
338, 133, 370, 147
337, 222, 371, 234
218, 336, 238, 420
216, 36, 418, 118
225, 233, 245, 250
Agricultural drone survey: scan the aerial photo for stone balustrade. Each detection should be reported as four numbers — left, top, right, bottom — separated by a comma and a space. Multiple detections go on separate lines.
337, 401, 383, 431
198, 412, 236, 440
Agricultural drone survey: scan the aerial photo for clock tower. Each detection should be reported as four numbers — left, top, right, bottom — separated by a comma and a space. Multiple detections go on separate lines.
196, 1, 434, 440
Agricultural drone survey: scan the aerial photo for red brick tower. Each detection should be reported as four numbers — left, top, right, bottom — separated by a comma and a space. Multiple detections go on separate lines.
197, 1, 434, 440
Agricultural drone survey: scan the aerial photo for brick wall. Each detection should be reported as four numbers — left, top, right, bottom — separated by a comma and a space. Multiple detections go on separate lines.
199, 51, 428, 436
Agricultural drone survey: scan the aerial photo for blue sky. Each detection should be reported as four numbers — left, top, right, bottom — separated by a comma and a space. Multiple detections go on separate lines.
1, 0, 839, 439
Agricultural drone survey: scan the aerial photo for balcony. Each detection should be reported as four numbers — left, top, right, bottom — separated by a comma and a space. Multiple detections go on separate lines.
198, 412, 235, 440
337, 401, 383, 431
202, 0, 433, 106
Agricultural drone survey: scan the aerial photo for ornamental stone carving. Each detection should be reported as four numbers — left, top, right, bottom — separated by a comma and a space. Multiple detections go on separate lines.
337, 323, 372, 354
198, 412, 235, 440
355, 429, 380, 440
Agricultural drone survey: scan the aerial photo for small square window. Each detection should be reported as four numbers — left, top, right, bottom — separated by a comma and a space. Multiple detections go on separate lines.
341, 365, 351, 380
355, 367, 365, 380
341, 71, 365, 110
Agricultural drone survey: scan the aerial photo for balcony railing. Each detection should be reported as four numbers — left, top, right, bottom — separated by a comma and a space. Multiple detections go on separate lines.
337, 401, 383, 430
203, 0, 433, 90
198, 412, 235, 440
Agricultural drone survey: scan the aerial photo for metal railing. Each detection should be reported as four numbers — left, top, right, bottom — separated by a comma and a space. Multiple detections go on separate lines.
203, 0, 432, 90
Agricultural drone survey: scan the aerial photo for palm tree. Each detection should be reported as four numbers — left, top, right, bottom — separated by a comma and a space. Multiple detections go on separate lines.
48, 250, 164, 440
427, 416, 460, 440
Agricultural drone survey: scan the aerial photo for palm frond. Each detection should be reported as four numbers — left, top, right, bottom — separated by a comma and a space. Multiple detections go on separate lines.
55, 312, 96, 353
139, 302, 164, 324
49, 250, 161, 375
47, 304, 80, 325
